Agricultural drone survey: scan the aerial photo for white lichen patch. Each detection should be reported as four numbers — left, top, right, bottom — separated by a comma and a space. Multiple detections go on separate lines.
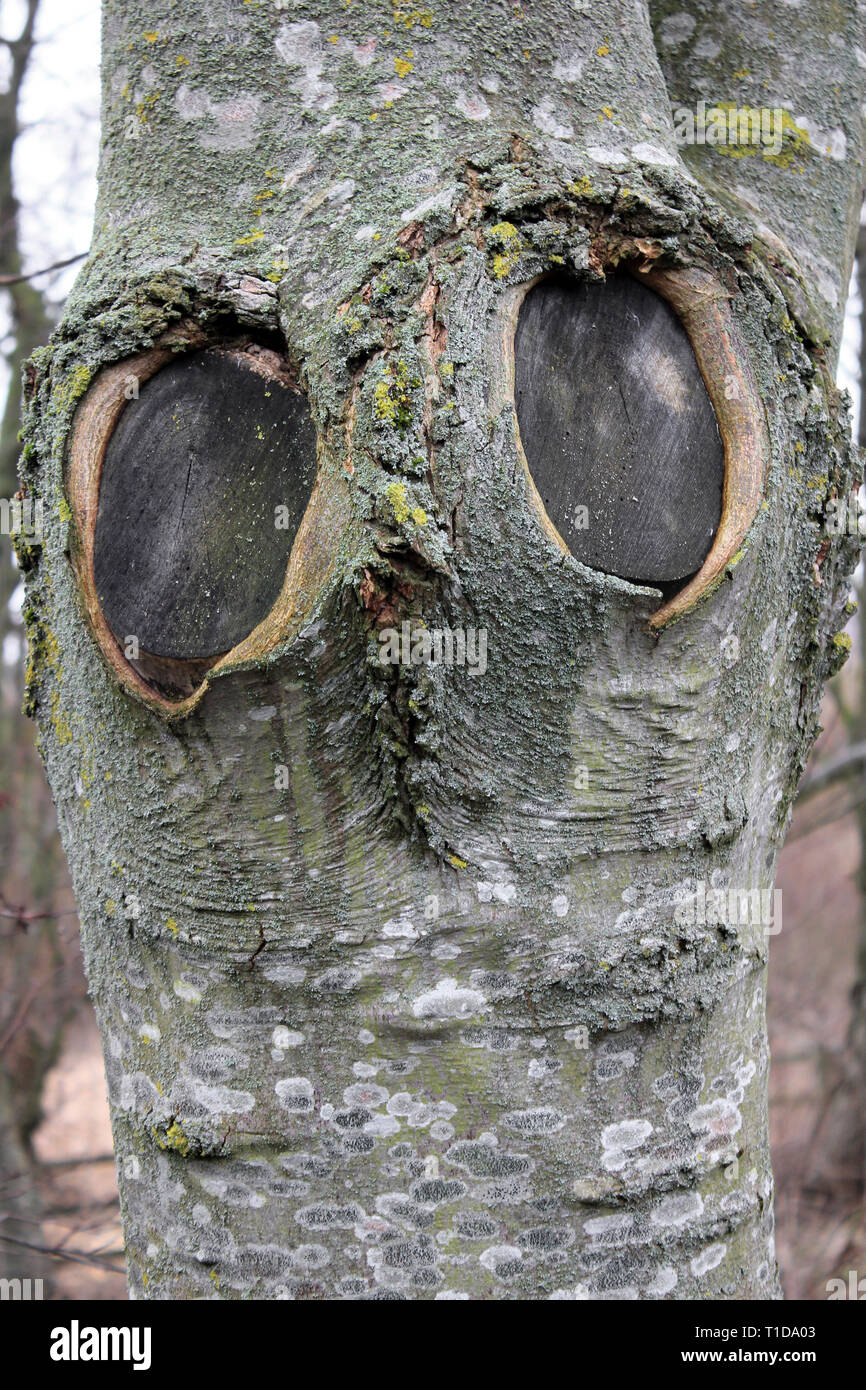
275, 1076, 315, 1113
595, 1048, 636, 1082
343, 1082, 389, 1109
249, 705, 277, 721
455, 90, 491, 121
690, 1243, 727, 1276
658, 13, 697, 47
688, 1098, 742, 1138
411, 977, 488, 1019
601, 1118, 653, 1170
586, 145, 630, 166
532, 98, 574, 141
646, 1265, 678, 1295
476, 880, 516, 904
381, 914, 421, 939
789, 116, 845, 160
479, 1244, 522, 1279
650, 1191, 704, 1227
189, 1082, 255, 1115
274, 21, 336, 111
552, 50, 585, 83
261, 964, 307, 986
583, 1213, 634, 1239
363, 1113, 401, 1138
400, 185, 457, 224
502, 1108, 566, 1135
174, 84, 262, 151
431, 941, 461, 960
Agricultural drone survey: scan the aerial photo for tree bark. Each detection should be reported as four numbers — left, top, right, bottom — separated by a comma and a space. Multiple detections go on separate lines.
19, 0, 866, 1299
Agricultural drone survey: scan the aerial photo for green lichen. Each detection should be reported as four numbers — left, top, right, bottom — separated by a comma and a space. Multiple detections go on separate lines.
53, 364, 92, 411
374, 359, 420, 429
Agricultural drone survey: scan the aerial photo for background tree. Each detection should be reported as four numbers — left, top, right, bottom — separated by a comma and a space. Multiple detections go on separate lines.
20, 0, 866, 1299
0, 0, 73, 1289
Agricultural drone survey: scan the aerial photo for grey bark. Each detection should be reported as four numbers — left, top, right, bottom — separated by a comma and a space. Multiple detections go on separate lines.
18, 0, 866, 1299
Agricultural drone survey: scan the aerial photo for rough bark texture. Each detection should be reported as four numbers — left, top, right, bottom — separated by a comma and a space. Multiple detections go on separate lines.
18, 0, 866, 1299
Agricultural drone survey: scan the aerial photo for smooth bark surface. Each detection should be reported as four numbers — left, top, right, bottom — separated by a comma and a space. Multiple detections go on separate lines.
94, 348, 316, 659
514, 274, 724, 582
19, 0, 866, 1298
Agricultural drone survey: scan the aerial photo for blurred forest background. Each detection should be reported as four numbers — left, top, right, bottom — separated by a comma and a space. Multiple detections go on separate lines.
0, 0, 863, 1300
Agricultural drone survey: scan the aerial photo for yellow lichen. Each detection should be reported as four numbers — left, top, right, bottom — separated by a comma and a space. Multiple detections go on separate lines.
489, 221, 522, 279
49, 689, 73, 745
393, 3, 432, 29
374, 360, 418, 428
386, 482, 410, 524
159, 1122, 189, 1157
704, 104, 811, 169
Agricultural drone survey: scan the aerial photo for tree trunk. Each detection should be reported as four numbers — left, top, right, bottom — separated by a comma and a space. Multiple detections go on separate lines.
19, 0, 865, 1299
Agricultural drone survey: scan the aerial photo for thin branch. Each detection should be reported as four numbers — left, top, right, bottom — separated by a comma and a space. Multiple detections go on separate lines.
0, 251, 87, 286
787, 782, 866, 841
0, 908, 79, 921
40, 1154, 116, 1170
797, 739, 866, 801
0, 1230, 125, 1274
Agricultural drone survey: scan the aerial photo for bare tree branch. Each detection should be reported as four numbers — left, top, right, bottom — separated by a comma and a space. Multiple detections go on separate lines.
0, 251, 86, 285
798, 739, 866, 801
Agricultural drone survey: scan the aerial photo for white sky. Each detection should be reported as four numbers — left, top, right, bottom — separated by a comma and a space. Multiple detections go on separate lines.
2, 0, 99, 317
